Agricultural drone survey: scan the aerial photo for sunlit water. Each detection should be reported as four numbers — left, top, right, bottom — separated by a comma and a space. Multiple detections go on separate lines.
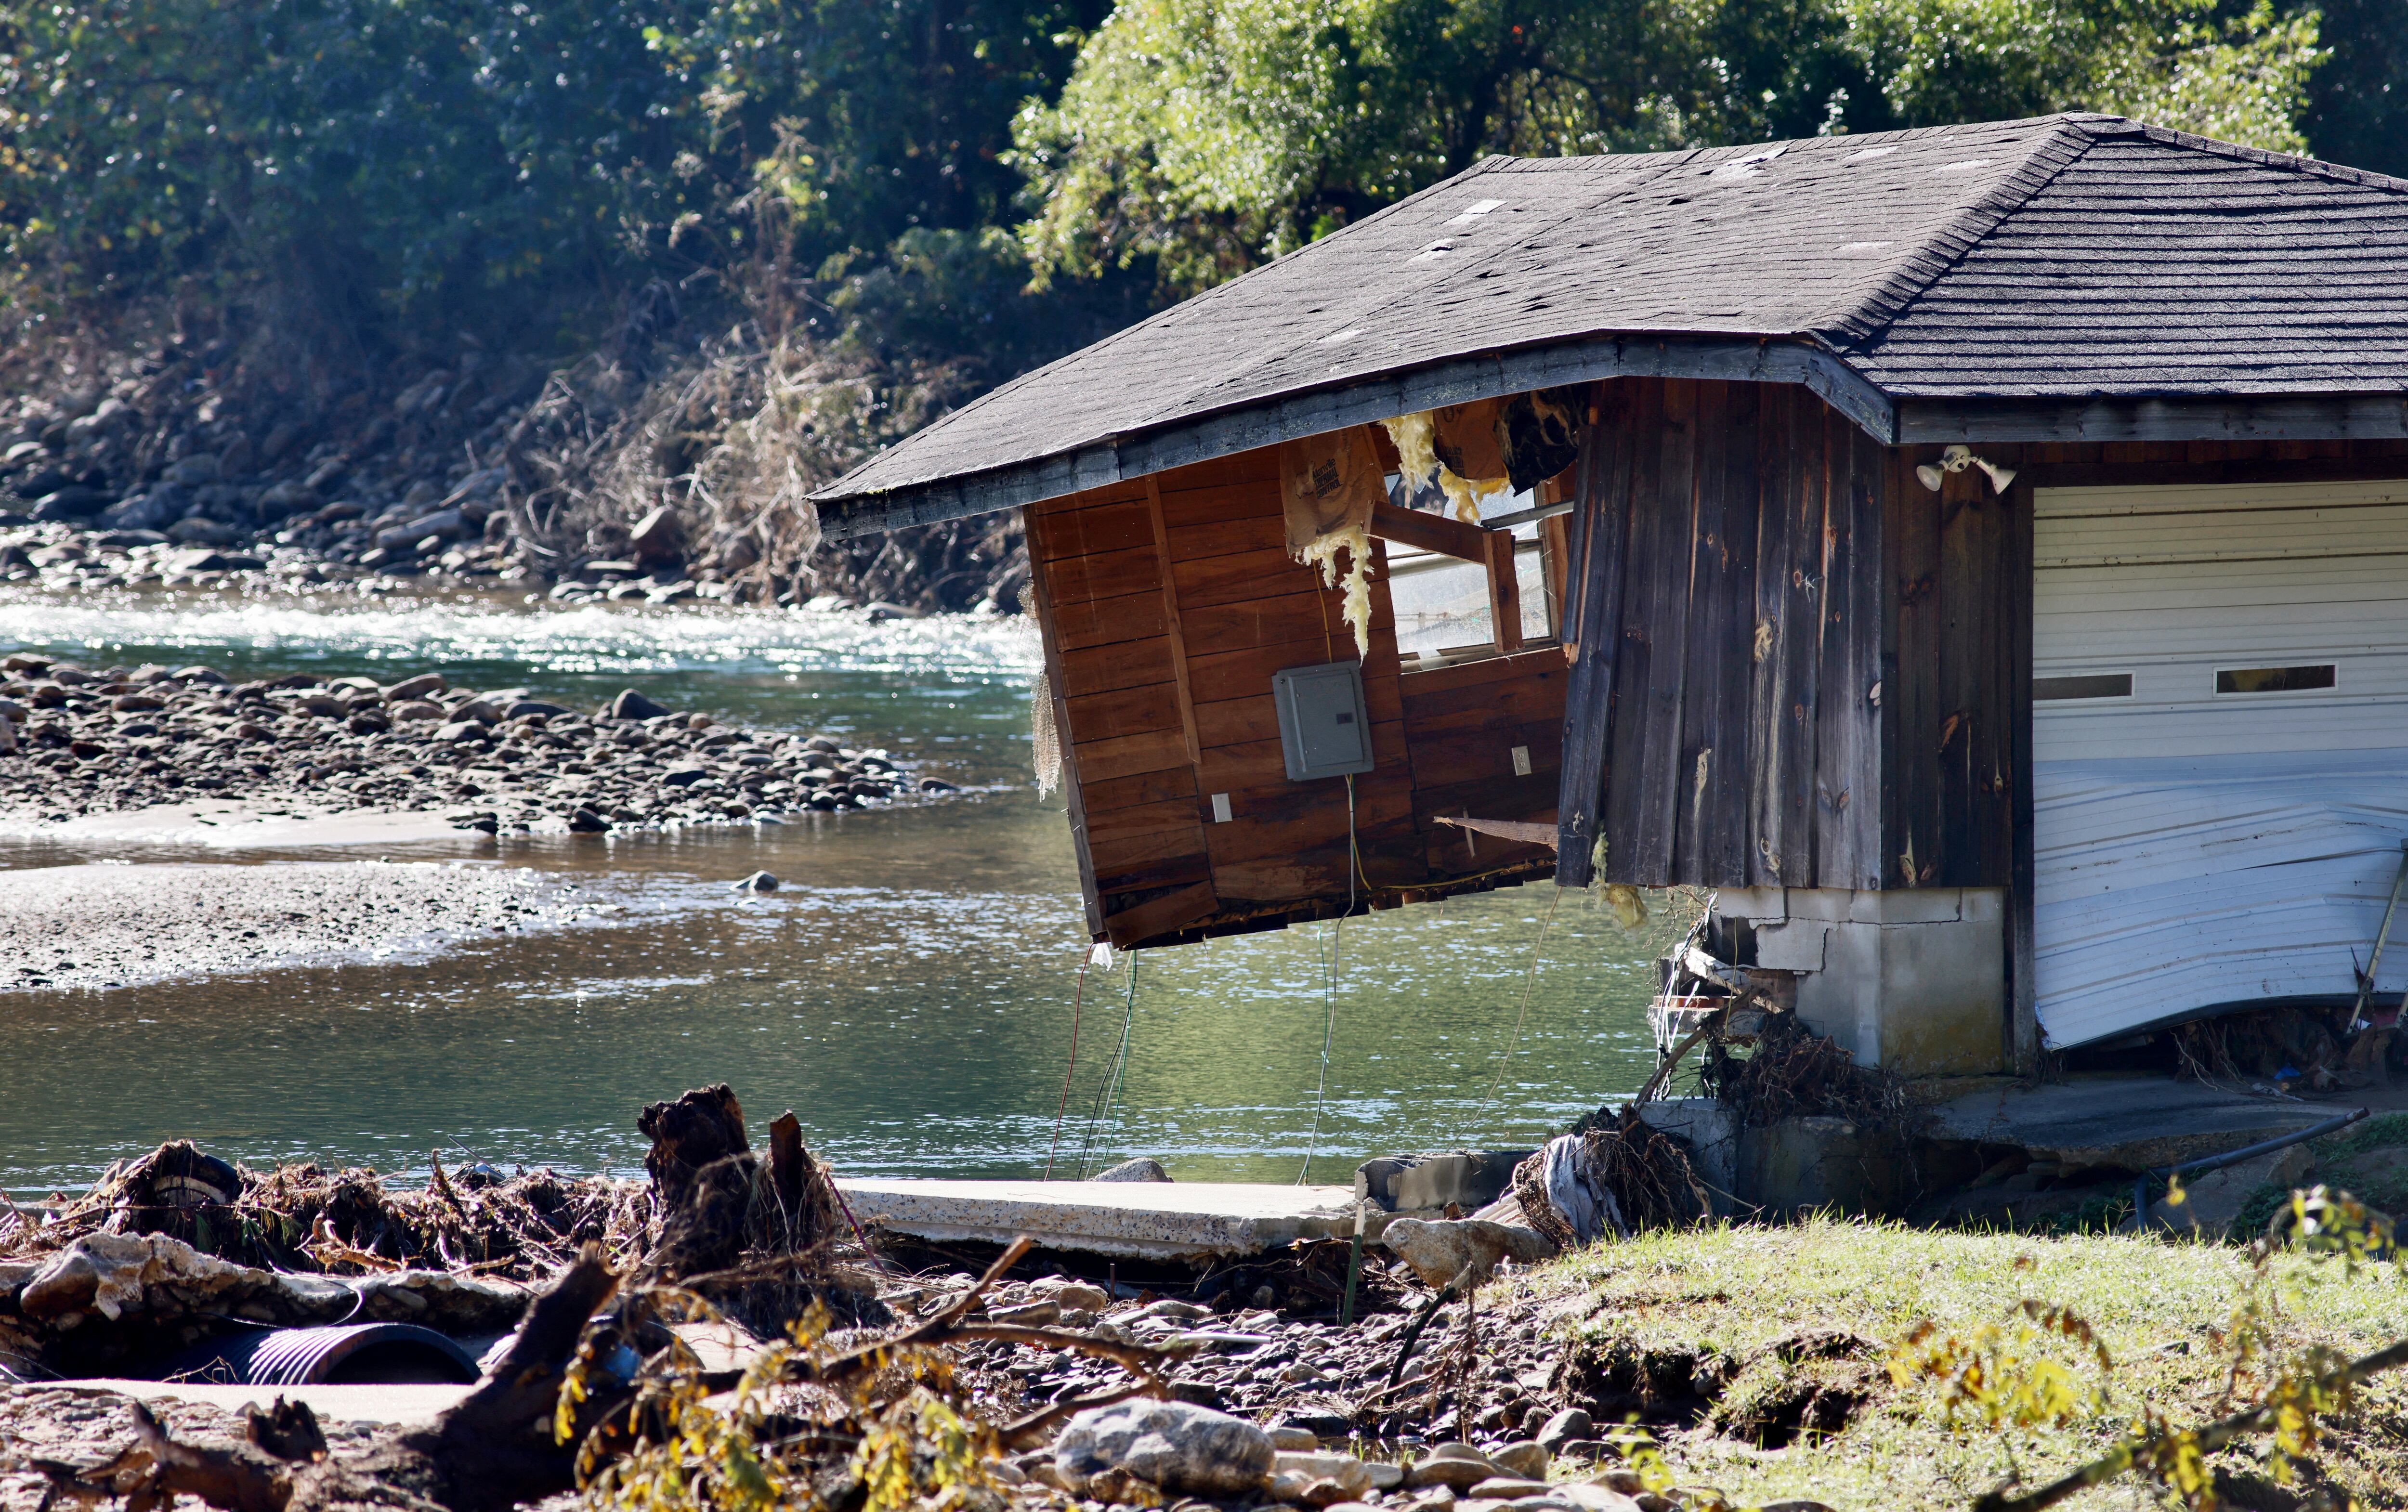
0, 585, 1673, 1196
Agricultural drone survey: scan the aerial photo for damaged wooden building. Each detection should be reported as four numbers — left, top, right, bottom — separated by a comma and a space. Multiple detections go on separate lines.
814, 113, 2408, 1080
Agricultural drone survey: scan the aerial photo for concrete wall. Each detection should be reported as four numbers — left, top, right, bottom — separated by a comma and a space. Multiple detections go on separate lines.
1715, 886, 2007, 1076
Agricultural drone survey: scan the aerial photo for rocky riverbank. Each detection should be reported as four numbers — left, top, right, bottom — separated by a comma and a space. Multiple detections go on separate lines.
0, 651, 955, 835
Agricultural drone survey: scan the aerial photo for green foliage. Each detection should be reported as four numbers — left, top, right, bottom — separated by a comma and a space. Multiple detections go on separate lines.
565, 1290, 1001, 1512
1833, 0, 2323, 151
1010, 0, 1738, 293
0, 0, 1101, 325
1888, 1188, 2404, 1512
1014, 0, 2328, 295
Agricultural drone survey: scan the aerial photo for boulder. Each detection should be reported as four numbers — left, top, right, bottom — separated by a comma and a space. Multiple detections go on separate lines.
31, 487, 111, 521
1381, 1215, 1558, 1288
254, 481, 322, 519
732, 871, 780, 893
168, 517, 242, 547
1055, 1400, 1275, 1498
100, 488, 185, 532
1405, 1448, 1502, 1491
1535, 1408, 1595, 1454
1093, 1156, 1173, 1183
608, 688, 671, 721
383, 672, 446, 703
629, 505, 682, 562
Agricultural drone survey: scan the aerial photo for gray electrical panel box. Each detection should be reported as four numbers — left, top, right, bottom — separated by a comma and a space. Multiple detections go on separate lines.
1272, 661, 1376, 781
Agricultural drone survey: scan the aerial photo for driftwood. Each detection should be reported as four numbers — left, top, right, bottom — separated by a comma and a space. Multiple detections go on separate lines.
37, 1251, 623, 1512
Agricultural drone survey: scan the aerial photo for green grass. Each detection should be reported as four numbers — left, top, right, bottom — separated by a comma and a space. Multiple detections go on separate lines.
1501, 1216, 2408, 1510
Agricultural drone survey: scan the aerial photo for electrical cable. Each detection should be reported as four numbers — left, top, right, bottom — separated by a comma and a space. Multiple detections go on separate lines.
1477, 882, 1563, 1131
1042, 950, 1093, 1180
1073, 954, 1140, 1179
1299, 773, 1360, 1185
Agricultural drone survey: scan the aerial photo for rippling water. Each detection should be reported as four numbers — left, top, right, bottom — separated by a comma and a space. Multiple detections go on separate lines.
0, 586, 1674, 1195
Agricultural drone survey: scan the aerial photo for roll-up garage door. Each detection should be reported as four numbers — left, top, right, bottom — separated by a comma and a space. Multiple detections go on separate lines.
2033, 478, 2408, 1048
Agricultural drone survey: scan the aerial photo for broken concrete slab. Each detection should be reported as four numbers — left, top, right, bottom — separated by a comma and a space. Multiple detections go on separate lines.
1929, 1076, 2341, 1173
835, 1179, 1388, 1261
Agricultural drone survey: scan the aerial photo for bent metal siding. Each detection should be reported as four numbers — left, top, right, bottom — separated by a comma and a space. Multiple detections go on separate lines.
1556, 377, 2023, 895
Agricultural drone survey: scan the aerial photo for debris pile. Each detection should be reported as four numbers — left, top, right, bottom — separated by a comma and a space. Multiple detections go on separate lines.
0, 1082, 1864, 1512
0, 652, 954, 830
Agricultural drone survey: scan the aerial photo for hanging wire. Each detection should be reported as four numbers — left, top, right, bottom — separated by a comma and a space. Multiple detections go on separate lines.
1477, 882, 1565, 1130
1073, 953, 1140, 1178
1043, 948, 1095, 1180
1299, 774, 1361, 1185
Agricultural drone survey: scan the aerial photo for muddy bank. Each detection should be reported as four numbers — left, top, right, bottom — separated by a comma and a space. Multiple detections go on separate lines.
0, 651, 954, 836
0, 860, 616, 993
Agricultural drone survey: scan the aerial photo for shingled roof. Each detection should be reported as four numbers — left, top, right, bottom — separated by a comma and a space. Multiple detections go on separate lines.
817, 114, 2408, 535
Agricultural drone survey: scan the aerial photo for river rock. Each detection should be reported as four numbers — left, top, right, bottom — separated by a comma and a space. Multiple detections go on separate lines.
1535, 1408, 1594, 1453
1383, 1216, 1559, 1288
383, 672, 446, 702
732, 870, 779, 892
168, 516, 241, 547
608, 688, 671, 720
1489, 1441, 1549, 1479
1055, 1400, 1275, 1497
1093, 1156, 1173, 1183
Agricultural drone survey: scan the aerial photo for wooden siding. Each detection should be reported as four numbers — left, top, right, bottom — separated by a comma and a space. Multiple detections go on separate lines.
1027, 444, 1568, 948
1557, 378, 1968, 891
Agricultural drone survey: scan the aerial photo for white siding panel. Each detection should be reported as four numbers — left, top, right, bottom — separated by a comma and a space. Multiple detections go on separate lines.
2032, 480, 2408, 1047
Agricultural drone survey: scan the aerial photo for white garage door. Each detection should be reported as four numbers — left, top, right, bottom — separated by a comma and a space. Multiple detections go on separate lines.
2033, 478, 2408, 1048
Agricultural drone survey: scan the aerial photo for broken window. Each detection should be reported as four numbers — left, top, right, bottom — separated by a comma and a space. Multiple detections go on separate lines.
1384, 480, 1561, 665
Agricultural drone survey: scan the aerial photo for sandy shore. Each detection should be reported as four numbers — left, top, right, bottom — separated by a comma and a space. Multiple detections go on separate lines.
0, 858, 618, 992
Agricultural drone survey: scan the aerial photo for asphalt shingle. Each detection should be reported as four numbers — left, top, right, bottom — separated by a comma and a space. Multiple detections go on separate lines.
816, 114, 2408, 515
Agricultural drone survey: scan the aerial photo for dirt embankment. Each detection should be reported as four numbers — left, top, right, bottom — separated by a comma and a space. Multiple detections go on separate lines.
0, 299, 1026, 616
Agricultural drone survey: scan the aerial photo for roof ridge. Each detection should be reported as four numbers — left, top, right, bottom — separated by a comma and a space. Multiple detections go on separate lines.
1811, 117, 2096, 353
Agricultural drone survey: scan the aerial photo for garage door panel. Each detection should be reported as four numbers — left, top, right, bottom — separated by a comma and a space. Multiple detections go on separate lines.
2033, 479, 2408, 1047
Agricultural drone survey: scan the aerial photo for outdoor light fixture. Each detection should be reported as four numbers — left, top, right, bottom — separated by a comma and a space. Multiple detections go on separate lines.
1916, 443, 2017, 495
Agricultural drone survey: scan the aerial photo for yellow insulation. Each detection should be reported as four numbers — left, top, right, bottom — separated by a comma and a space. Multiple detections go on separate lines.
1380, 411, 1439, 488
1437, 466, 1508, 524
1295, 525, 1374, 660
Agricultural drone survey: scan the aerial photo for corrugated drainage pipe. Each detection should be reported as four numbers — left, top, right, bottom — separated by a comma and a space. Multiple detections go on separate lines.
188, 1324, 481, 1386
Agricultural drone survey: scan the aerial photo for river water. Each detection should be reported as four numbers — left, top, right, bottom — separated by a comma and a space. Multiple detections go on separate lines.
0, 587, 1674, 1197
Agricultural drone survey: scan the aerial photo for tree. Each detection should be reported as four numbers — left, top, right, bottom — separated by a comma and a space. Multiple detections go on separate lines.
1014, 0, 2327, 297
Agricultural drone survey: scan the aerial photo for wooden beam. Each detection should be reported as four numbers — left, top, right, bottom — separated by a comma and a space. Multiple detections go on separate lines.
1143, 474, 1205, 768
1487, 530, 1523, 652
1024, 505, 1106, 941
815, 336, 1900, 538
1368, 501, 1490, 561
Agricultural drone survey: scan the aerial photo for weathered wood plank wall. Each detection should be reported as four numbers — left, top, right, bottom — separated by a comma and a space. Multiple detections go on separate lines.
1556, 378, 2016, 892
1027, 443, 1568, 948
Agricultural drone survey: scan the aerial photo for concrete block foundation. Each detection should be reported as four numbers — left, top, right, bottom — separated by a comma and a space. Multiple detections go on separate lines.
1714, 886, 2008, 1077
